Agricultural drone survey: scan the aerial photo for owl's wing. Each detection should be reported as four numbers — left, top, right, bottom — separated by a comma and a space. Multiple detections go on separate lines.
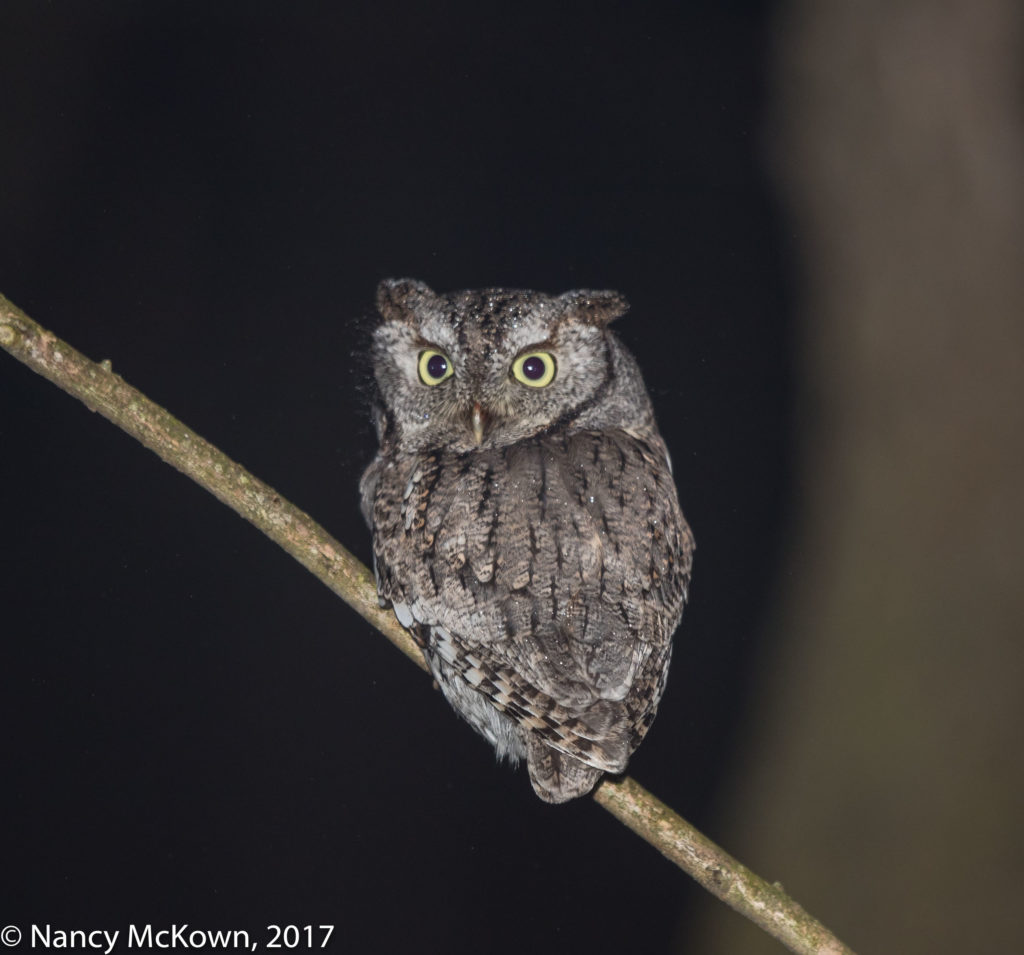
427, 619, 648, 773
454, 431, 692, 773
371, 430, 693, 781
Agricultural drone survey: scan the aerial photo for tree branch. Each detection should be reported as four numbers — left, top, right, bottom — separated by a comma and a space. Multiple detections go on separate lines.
0, 292, 855, 955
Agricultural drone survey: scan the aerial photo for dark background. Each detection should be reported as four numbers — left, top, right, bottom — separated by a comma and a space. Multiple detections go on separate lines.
0, 4, 793, 953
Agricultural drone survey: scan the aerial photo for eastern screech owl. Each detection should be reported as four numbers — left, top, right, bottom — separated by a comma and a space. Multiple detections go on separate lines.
360, 279, 694, 803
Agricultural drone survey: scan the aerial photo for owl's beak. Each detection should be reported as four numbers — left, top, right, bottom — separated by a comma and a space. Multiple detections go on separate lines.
471, 401, 488, 445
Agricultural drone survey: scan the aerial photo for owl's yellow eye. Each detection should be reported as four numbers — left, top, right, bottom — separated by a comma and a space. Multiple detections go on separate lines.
511, 352, 557, 388
418, 349, 454, 385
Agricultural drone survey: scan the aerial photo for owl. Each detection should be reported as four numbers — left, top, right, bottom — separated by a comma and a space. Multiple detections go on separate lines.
360, 279, 694, 803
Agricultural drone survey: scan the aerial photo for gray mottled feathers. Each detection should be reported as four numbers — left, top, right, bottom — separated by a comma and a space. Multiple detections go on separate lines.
361, 279, 694, 803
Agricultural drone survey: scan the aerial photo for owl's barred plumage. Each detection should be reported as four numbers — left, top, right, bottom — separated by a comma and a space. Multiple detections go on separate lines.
361, 279, 694, 802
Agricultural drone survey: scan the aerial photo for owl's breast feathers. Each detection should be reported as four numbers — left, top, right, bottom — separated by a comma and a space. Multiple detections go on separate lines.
365, 428, 694, 797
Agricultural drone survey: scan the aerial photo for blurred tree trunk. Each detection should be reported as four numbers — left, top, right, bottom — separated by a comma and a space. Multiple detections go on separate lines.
693, 1, 1024, 952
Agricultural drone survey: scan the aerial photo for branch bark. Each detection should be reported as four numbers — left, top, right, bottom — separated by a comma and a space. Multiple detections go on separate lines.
0, 292, 855, 955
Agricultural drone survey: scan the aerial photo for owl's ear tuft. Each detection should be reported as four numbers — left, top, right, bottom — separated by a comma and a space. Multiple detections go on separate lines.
559, 289, 630, 326
376, 278, 437, 323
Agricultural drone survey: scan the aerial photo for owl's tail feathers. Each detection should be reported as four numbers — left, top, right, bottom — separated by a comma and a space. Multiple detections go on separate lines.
526, 698, 637, 802
565, 698, 632, 766
526, 736, 604, 804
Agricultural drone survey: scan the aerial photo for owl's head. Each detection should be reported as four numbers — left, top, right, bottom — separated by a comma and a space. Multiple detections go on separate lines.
369, 278, 655, 453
